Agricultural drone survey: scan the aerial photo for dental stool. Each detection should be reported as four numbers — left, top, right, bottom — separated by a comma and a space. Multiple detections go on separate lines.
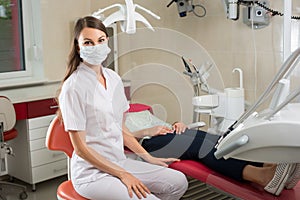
0, 96, 28, 199
46, 116, 88, 200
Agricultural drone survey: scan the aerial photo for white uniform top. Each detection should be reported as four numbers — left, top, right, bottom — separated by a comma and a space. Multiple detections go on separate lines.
59, 63, 129, 185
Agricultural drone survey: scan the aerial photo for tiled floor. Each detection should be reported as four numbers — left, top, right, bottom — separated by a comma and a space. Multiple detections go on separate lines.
0, 175, 67, 200
0, 175, 236, 200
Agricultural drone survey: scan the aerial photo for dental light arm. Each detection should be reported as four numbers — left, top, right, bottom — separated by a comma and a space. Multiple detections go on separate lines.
92, 4, 124, 19
92, 0, 160, 34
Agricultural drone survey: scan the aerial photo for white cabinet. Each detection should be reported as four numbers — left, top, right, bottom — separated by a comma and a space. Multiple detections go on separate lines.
8, 106, 67, 191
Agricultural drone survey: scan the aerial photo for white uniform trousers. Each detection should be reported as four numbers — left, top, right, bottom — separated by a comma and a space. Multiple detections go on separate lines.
73, 159, 188, 200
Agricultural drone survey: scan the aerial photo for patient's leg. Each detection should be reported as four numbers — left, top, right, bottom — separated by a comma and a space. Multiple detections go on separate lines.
142, 129, 214, 159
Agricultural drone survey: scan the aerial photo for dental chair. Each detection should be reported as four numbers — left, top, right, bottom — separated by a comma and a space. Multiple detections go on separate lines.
126, 103, 300, 199
169, 160, 300, 199
46, 116, 88, 200
0, 96, 28, 199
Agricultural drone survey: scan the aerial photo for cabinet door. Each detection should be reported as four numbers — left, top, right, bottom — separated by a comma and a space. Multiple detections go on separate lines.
28, 115, 55, 130
32, 159, 67, 183
31, 148, 66, 167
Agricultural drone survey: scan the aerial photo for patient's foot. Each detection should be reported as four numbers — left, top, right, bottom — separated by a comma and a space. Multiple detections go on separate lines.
260, 165, 276, 187
263, 163, 276, 168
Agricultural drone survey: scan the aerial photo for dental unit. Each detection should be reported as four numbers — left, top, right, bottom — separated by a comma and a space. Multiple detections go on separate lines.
92, 0, 160, 34
182, 57, 245, 134
214, 47, 300, 163
171, 49, 300, 200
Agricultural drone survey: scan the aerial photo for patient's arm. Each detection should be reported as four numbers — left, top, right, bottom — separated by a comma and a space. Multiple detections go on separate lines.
132, 125, 174, 139
122, 121, 179, 167
132, 122, 188, 139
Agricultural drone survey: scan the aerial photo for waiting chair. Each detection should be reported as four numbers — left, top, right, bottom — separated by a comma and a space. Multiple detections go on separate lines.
0, 96, 28, 199
45, 116, 88, 200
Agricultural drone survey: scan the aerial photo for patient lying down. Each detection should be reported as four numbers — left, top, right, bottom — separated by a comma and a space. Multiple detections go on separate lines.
125, 110, 300, 196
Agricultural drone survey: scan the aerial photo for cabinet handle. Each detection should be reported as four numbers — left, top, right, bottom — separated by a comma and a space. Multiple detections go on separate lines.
53, 167, 67, 173
50, 105, 59, 109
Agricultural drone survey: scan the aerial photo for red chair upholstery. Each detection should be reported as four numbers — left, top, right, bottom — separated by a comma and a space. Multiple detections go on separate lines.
128, 103, 153, 113
169, 160, 300, 200
3, 128, 18, 141
0, 96, 18, 142
46, 116, 88, 200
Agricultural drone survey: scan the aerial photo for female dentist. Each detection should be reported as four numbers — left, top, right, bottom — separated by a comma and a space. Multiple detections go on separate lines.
57, 16, 188, 200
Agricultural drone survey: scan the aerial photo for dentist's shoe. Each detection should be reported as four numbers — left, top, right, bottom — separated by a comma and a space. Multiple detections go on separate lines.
264, 163, 293, 196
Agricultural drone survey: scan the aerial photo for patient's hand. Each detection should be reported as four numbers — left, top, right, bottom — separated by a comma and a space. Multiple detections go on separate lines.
172, 122, 187, 134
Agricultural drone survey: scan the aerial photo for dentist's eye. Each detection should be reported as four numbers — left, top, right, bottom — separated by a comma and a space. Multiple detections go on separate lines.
84, 41, 94, 45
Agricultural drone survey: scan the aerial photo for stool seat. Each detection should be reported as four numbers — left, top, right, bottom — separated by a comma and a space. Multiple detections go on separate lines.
46, 117, 89, 200
57, 180, 88, 200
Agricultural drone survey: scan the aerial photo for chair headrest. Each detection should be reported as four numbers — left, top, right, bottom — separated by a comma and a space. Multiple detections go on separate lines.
0, 97, 16, 132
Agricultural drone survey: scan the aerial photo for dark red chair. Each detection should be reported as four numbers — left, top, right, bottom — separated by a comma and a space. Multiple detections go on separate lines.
0, 96, 27, 199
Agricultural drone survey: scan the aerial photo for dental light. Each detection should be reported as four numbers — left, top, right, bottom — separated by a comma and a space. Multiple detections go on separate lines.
92, 0, 160, 34
167, 0, 206, 18
167, 0, 193, 17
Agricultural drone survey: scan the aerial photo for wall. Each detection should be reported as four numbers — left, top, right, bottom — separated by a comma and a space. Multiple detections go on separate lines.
40, 0, 91, 81
41, 0, 300, 124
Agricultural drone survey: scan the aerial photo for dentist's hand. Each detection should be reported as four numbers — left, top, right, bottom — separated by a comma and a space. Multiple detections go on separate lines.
119, 171, 150, 199
142, 154, 180, 167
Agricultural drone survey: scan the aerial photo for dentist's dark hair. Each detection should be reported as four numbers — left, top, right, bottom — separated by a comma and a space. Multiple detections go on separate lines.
56, 16, 108, 119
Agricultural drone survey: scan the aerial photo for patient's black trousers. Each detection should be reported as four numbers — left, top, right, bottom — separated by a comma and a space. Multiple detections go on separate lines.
142, 129, 263, 182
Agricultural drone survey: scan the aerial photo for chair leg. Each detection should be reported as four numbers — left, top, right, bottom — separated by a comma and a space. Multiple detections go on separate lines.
0, 181, 28, 199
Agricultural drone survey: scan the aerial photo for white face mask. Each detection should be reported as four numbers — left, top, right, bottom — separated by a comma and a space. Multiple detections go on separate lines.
79, 42, 111, 66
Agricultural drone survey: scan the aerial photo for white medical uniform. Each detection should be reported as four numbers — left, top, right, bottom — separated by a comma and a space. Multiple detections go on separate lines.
59, 63, 188, 200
